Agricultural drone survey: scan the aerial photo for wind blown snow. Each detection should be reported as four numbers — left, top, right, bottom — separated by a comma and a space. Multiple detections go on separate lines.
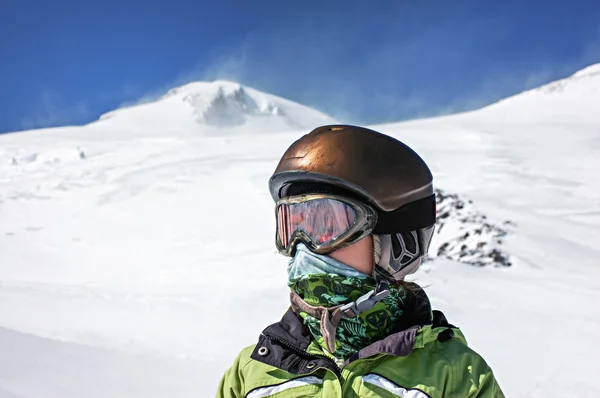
1, 71, 600, 397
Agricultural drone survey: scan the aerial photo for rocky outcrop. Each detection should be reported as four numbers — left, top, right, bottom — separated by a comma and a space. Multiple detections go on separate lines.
189, 85, 284, 127
426, 189, 514, 267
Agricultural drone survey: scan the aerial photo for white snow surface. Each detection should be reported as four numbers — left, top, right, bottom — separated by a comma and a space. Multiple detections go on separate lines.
1, 65, 600, 397
476, 62, 600, 124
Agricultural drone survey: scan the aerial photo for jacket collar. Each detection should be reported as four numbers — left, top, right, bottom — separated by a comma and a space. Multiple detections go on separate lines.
251, 283, 444, 374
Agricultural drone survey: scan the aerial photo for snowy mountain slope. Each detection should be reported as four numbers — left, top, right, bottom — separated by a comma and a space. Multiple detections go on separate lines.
95, 80, 336, 135
381, 65, 600, 273
473, 63, 600, 123
1, 64, 600, 397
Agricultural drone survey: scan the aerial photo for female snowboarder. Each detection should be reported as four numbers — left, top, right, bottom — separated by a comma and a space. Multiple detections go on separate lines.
217, 125, 504, 397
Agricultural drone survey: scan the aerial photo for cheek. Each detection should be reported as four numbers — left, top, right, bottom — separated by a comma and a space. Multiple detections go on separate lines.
329, 236, 374, 275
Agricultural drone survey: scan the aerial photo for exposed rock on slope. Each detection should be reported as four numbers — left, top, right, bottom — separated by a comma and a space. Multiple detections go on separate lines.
427, 189, 514, 267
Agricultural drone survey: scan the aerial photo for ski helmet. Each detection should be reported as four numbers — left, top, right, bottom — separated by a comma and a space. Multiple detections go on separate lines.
269, 125, 436, 282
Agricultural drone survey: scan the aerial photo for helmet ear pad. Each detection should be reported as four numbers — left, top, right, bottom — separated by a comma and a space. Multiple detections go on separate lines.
374, 225, 435, 281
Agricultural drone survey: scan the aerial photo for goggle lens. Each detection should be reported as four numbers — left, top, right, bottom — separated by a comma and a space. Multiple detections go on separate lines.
277, 198, 357, 250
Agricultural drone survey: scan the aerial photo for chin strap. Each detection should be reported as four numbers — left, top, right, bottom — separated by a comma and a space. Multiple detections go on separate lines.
339, 279, 390, 317
289, 279, 391, 353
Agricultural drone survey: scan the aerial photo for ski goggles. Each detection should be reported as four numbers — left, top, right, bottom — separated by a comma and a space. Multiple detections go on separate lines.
275, 194, 378, 256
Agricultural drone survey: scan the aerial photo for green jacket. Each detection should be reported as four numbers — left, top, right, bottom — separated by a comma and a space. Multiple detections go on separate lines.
218, 303, 503, 398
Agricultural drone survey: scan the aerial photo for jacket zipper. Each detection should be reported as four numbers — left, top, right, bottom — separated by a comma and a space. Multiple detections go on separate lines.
265, 334, 343, 379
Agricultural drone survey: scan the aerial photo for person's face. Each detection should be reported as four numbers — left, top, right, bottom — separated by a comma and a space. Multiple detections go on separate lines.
328, 235, 374, 275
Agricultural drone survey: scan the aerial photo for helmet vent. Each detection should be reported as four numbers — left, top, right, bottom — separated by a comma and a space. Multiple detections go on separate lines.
391, 234, 402, 258
390, 232, 420, 263
400, 231, 417, 253
400, 255, 413, 265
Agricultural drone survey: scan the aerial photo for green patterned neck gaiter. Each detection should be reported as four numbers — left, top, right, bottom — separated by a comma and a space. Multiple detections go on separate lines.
288, 245, 407, 360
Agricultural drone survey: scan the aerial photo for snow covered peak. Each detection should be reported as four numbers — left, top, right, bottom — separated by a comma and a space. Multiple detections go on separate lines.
186, 83, 285, 126
159, 80, 251, 102
97, 80, 335, 134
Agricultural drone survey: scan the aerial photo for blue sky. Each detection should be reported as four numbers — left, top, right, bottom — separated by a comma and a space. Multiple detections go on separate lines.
1, 0, 599, 133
